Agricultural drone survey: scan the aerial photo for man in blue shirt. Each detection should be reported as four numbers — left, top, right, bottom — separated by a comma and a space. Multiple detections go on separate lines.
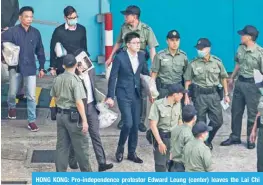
2, 6, 46, 131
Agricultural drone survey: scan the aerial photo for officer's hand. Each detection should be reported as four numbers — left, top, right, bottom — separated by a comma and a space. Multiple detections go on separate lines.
105, 98, 114, 107
184, 95, 190, 105
224, 95, 230, 103
50, 69, 56, 76
82, 122, 89, 134
158, 142, 167, 155
228, 78, 234, 91
250, 129, 257, 143
38, 70, 45, 78
105, 57, 113, 67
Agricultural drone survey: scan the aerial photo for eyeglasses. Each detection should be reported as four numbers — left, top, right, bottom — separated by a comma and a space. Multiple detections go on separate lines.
129, 42, 140, 45
67, 16, 78, 20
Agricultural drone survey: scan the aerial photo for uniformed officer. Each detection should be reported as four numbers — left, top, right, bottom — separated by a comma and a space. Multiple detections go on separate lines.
169, 105, 196, 172
106, 5, 159, 132
183, 121, 213, 172
184, 38, 230, 150
221, 25, 263, 149
151, 30, 188, 99
148, 83, 186, 172
50, 54, 92, 172
250, 81, 263, 172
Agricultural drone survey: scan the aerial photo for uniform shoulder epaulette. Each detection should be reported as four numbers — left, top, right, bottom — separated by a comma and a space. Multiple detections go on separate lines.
141, 22, 151, 30
256, 45, 263, 55
211, 55, 222, 62
158, 49, 166, 55
190, 57, 199, 63
179, 50, 187, 56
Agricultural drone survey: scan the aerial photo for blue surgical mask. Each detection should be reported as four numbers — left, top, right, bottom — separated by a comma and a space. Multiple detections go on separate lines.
197, 50, 207, 58
68, 18, 77, 26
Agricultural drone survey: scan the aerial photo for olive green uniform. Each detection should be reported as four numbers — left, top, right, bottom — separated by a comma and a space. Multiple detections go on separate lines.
117, 21, 159, 127
148, 98, 182, 172
152, 49, 188, 99
230, 44, 263, 141
50, 71, 92, 172
184, 55, 228, 143
183, 138, 212, 172
170, 124, 194, 171
257, 96, 263, 171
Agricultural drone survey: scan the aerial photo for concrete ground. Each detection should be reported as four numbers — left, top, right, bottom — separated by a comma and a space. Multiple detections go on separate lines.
1, 75, 258, 184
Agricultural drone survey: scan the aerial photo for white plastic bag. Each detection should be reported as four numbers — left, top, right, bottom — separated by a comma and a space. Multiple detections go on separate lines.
96, 102, 118, 129
54, 42, 67, 57
140, 74, 159, 99
2, 42, 20, 66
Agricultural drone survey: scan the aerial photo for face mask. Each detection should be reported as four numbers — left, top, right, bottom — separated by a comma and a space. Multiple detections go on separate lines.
204, 132, 209, 141
197, 50, 207, 58
68, 18, 77, 26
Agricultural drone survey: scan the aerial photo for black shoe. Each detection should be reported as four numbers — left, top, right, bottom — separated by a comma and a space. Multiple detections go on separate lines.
220, 138, 241, 146
117, 121, 123, 130
127, 153, 143, 164
115, 151, 123, 162
247, 141, 256, 149
69, 162, 79, 170
205, 141, 213, 151
139, 124, 147, 132
98, 163, 114, 172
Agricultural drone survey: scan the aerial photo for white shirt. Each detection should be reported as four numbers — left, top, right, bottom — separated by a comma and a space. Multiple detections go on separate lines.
81, 72, 94, 104
127, 50, 139, 74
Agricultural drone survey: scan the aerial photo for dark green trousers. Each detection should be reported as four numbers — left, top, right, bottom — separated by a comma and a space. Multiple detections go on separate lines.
194, 92, 223, 143
257, 127, 263, 172
56, 113, 92, 172
231, 80, 260, 140
153, 137, 170, 172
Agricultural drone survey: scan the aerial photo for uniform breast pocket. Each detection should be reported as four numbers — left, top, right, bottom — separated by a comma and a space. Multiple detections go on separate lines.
159, 108, 171, 124
209, 66, 220, 74
173, 61, 185, 73
160, 59, 171, 72
193, 67, 204, 75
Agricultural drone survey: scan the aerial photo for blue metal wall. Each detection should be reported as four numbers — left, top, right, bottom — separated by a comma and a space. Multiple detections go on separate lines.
19, 0, 110, 74
111, 0, 263, 72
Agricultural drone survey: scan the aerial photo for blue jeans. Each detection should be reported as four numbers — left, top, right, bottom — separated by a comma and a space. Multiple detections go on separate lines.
7, 68, 36, 123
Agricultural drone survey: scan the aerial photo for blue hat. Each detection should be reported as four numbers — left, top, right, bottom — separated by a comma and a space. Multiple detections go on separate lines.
167, 83, 187, 95
192, 121, 212, 136
195, 38, 211, 50
63, 54, 77, 68
120, 5, 140, 16
182, 105, 197, 122
238, 25, 259, 38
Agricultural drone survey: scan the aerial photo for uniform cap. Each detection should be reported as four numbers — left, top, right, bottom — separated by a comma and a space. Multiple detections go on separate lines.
120, 5, 140, 16
182, 105, 197, 122
63, 54, 77, 68
238, 25, 259, 38
195, 38, 211, 50
192, 121, 212, 136
167, 83, 187, 95
167, 30, 180, 39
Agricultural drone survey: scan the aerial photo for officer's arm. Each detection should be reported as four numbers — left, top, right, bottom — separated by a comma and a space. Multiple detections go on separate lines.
147, 28, 159, 62
74, 82, 88, 124
107, 55, 121, 99
184, 64, 193, 90
202, 148, 213, 172
151, 54, 160, 80
149, 103, 163, 145
219, 62, 229, 96
259, 52, 263, 74
108, 28, 123, 60
231, 52, 240, 79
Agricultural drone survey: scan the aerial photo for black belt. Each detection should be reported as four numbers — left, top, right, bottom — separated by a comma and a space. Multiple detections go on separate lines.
196, 86, 217, 95
160, 82, 182, 89
57, 108, 72, 114
159, 130, 171, 139
238, 76, 255, 83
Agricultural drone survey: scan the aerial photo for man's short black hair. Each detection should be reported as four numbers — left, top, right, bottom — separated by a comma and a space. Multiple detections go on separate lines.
19, 6, 34, 15
64, 6, 76, 17
124, 32, 140, 44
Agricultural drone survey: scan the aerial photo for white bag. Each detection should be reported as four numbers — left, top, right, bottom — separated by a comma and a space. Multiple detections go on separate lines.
1, 62, 9, 83
75, 51, 94, 72
140, 74, 159, 99
96, 102, 118, 129
2, 42, 20, 66
54, 42, 67, 57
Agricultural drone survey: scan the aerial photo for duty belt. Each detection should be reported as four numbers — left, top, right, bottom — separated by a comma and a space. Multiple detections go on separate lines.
159, 129, 171, 138
57, 108, 72, 114
238, 76, 255, 83
196, 86, 217, 94
160, 82, 182, 89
